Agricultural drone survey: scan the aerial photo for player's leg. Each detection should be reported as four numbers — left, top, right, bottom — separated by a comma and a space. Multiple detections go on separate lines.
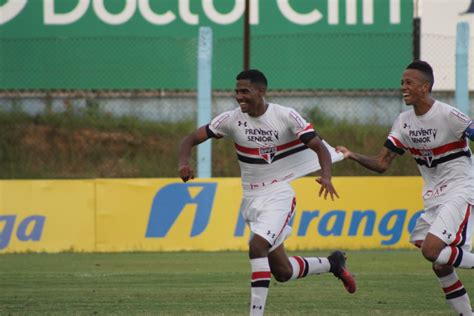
266, 243, 292, 282
248, 234, 272, 316
414, 201, 473, 315
267, 243, 356, 293
426, 203, 474, 268
244, 183, 296, 315
269, 244, 328, 282
267, 243, 330, 282
433, 263, 472, 315
256, 190, 328, 283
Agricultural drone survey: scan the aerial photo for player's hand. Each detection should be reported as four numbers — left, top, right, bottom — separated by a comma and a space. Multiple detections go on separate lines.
316, 177, 339, 201
335, 146, 352, 159
178, 164, 195, 182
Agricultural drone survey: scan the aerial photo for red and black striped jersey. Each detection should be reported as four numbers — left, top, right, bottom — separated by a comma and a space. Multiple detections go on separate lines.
208, 103, 342, 196
385, 100, 474, 208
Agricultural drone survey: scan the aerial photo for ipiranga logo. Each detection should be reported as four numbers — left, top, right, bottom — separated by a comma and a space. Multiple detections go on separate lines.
0, 0, 27, 25
146, 183, 217, 238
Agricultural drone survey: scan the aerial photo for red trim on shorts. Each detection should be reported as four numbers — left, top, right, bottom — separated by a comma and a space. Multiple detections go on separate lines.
293, 256, 305, 278
251, 271, 271, 280
272, 197, 296, 244
452, 204, 471, 246
443, 280, 463, 294
447, 245, 458, 266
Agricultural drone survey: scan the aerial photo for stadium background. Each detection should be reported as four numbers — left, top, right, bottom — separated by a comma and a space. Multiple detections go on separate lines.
0, 0, 473, 253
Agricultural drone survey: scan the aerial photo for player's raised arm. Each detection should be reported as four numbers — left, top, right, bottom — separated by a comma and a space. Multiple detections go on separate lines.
336, 146, 398, 174
305, 136, 339, 201
178, 125, 211, 182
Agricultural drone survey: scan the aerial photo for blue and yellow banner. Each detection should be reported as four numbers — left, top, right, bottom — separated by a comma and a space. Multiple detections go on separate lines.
0, 177, 423, 253
0, 180, 96, 252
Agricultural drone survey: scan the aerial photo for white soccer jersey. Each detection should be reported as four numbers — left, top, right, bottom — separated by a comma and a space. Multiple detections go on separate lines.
208, 103, 342, 195
385, 100, 474, 208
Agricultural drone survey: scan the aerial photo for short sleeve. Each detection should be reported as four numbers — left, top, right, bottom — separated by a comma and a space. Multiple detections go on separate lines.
287, 109, 315, 138
384, 116, 407, 155
208, 111, 233, 138
447, 107, 472, 139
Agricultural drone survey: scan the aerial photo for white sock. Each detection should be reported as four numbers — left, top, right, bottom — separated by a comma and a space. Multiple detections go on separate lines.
438, 271, 472, 315
288, 256, 331, 280
250, 257, 271, 316
436, 246, 474, 268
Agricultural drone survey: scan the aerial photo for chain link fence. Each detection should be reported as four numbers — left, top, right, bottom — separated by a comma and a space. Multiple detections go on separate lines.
0, 30, 471, 179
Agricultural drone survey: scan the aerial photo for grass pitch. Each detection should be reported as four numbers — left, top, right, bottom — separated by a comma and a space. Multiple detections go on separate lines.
0, 250, 472, 315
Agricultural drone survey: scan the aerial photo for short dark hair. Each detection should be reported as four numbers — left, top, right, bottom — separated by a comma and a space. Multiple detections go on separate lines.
406, 60, 434, 91
236, 69, 268, 87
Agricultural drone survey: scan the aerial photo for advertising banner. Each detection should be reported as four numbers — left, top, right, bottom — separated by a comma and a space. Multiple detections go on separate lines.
0, 177, 424, 253
0, 180, 96, 252
0, 0, 413, 90
95, 178, 245, 251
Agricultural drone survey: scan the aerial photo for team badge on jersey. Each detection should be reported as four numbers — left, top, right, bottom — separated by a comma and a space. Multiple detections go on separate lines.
420, 149, 433, 167
259, 146, 277, 163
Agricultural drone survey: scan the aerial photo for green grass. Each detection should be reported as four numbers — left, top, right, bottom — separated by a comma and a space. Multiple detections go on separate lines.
0, 250, 471, 315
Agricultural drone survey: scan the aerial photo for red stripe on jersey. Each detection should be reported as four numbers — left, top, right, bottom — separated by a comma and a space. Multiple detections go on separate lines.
409, 140, 468, 156
453, 204, 471, 245
293, 256, 306, 278
447, 246, 458, 266
443, 280, 463, 294
389, 136, 407, 149
277, 139, 303, 151
234, 139, 303, 155
234, 143, 259, 155
251, 271, 271, 280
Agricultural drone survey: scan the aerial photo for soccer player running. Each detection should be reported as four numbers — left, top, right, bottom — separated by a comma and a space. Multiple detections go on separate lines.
178, 69, 356, 315
337, 60, 474, 315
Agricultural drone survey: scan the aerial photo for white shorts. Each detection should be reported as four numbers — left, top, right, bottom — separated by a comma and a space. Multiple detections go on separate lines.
240, 182, 295, 252
410, 198, 473, 251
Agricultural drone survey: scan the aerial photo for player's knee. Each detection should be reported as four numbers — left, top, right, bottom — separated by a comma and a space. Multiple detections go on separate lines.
432, 263, 453, 275
272, 266, 292, 283
421, 246, 440, 262
248, 236, 271, 259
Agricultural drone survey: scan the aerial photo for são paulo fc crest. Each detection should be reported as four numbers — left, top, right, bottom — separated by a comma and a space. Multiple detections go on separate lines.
420, 149, 433, 167
259, 146, 277, 163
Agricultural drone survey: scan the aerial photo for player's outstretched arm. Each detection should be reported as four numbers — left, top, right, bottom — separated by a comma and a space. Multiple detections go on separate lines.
336, 146, 398, 174
306, 136, 339, 201
178, 126, 210, 182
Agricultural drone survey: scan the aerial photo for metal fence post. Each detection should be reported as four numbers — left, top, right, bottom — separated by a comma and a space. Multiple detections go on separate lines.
197, 27, 213, 178
455, 22, 470, 116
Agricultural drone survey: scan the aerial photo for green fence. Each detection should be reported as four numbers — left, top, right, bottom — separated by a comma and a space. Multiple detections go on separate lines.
1, 0, 413, 90
3, 0, 454, 179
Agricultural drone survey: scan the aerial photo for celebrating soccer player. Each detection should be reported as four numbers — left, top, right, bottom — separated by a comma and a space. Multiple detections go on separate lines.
337, 60, 474, 315
179, 69, 356, 316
